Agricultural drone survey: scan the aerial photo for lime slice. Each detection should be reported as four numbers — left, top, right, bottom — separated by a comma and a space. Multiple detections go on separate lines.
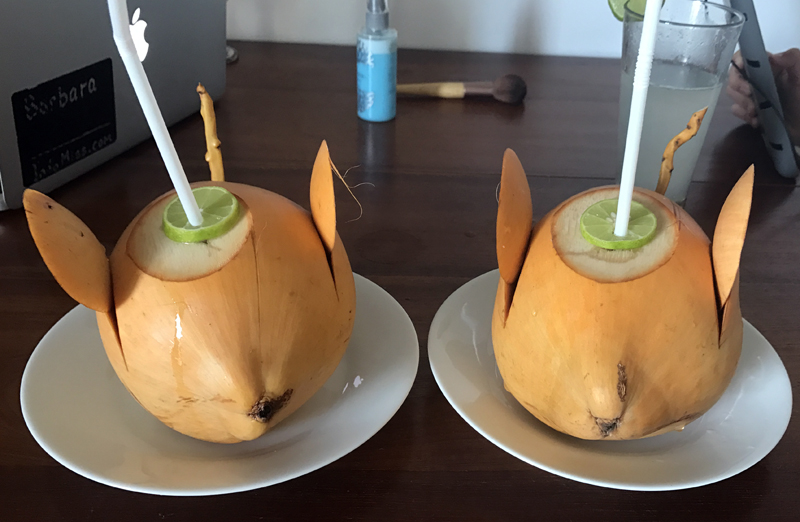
608, 0, 660, 21
162, 186, 240, 243
580, 199, 657, 250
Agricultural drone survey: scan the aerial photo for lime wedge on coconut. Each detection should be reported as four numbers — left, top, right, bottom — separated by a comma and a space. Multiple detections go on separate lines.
163, 186, 240, 243
580, 199, 657, 250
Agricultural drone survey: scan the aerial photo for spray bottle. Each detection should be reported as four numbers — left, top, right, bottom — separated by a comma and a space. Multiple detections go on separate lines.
357, 0, 397, 122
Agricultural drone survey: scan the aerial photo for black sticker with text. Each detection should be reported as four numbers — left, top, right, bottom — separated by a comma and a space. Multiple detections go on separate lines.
11, 58, 116, 186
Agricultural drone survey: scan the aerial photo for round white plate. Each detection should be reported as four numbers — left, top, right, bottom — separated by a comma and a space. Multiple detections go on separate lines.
429, 270, 792, 491
21, 274, 418, 496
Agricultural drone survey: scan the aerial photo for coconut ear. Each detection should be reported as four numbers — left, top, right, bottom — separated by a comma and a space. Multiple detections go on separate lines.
719, 271, 743, 349
497, 149, 533, 285
712, 166, 754, 308
496, 149, 533, 323
309, 140, 340, 291
97, 311, 126, 370
23, 190, 113, 313
310, 141, 336, 255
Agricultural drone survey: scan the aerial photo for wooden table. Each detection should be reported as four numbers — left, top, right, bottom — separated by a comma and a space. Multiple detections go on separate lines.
1, 42, 797, 521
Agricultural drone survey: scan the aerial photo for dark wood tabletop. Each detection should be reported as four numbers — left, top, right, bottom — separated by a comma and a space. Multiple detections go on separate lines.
1, 41, 797, 521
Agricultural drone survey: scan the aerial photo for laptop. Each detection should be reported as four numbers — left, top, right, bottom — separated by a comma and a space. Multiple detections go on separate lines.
0, 0, 227, 210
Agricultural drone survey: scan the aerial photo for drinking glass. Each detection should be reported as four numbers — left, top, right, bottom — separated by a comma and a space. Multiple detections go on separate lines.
617, 0, 744, 205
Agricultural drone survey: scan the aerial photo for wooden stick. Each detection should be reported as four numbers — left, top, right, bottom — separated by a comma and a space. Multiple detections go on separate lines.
396, 82, 466, 98
656, 107, 707, 195
197, 83, 224, 182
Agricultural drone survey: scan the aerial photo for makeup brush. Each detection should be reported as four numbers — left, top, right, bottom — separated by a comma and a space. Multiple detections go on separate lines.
397, 74, 527, 105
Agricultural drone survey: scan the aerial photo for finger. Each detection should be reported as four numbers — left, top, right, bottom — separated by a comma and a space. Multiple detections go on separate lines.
727, 72, 752, 97
726, 86, 753, 109
769, 48, 800, 83
729, 50, 744, 82
731, 105, 760, 129
769, 48, 800, 68
727, 87, 756, 114
728, 64, 744, 86
731, 103, 751, 122
732, 50, 744, 69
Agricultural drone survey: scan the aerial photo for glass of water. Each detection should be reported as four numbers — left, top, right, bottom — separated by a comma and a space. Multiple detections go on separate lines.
617, 0, 744, 206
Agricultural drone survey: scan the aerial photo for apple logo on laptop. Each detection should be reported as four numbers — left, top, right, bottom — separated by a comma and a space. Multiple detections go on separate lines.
130, 8, 149, 62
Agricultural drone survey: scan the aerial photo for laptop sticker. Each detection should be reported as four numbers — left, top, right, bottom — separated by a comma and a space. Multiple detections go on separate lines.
11, 58, 117, 187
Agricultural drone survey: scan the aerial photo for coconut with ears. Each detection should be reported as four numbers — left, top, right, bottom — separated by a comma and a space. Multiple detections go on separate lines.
24, 87, 356, 443
492, 138, 754, 439
491, 0, 754, 440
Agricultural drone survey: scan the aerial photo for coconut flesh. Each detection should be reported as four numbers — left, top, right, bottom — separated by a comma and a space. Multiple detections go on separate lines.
493, 149, 753, 440
24, 142, 356, 444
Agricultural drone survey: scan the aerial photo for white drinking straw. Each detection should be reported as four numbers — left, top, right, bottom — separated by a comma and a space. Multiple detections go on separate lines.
107, 0, 203, 226
615, 0, 663, 237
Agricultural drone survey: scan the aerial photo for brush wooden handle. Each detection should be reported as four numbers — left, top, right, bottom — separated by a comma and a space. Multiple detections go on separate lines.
396, 82, 466, 98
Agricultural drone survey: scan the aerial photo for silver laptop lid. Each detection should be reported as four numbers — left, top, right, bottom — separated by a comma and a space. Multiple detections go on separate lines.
0, 0, 226, 210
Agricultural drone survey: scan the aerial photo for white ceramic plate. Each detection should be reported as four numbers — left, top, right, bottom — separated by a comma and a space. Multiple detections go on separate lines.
21, 274, 418, 496
429, 270, 792, 491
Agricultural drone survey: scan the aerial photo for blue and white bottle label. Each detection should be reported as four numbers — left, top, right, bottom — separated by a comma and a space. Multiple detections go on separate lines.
357, 38, 396, 122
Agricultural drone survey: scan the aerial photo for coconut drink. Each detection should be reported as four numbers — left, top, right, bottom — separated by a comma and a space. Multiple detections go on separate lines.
492, 126, 754, 440
492, 4, 755, 441
24, 85, 356, 442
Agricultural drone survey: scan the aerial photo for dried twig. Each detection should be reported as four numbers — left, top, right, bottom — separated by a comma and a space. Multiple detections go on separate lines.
197, 83, 224, 182
657, 107, 707, 195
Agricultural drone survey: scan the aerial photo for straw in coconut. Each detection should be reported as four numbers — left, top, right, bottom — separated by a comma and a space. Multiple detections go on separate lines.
615, 0, 663, 237
107, 0, 202, 226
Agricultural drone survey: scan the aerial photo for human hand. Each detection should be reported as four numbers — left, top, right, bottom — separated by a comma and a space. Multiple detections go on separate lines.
727, 48, 800, 146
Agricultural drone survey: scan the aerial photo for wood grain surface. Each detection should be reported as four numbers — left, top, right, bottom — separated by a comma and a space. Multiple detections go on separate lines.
0, 42, 797, 521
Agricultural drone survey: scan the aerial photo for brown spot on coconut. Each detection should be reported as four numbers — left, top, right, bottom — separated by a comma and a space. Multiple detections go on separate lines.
617, 363, 627, 402
250, 389, 294, 422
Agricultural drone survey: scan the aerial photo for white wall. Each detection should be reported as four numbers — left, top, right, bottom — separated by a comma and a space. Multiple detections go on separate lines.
227, 0, 800, 58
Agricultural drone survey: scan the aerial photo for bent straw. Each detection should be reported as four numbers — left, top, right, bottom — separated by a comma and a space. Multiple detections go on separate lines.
107, 0, 203, 226
615, 0, 662, 237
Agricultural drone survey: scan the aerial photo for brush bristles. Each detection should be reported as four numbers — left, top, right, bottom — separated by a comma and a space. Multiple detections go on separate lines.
493, 74, 527, 105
